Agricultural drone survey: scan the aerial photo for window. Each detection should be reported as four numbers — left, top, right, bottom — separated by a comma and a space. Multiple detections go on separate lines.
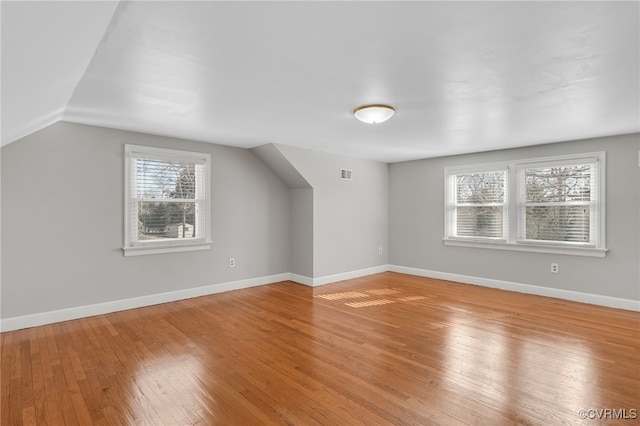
123, 145, 211, 256
518, 161, 598, 245
447, 169, 507, 240
445, 152, 606, 257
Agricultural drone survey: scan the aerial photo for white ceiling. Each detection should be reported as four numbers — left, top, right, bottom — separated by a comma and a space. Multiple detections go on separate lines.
2, 1, 639, 162
1, 1, 119, 144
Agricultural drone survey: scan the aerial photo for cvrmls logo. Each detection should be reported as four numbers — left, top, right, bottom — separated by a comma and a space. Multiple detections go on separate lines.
578, 409, 637, 420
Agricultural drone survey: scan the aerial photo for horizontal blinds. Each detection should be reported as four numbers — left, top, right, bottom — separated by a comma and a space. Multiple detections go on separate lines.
456, 206, 504, 238
127, 148, 207, 165
521, 163, 595, 243
445, 152, 604, 249
456, 171, 505, 204
525, 206, 590, 242
454, 170, 506, 238
524, 165, 592, 203
136, 159, 197, 200
129, 156, 206, 244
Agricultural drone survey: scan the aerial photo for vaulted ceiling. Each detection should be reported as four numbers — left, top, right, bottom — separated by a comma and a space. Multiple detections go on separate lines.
2, 1, 638, 162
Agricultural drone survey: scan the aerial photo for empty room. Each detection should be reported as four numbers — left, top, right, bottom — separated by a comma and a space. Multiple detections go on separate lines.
1, 1, 639, 425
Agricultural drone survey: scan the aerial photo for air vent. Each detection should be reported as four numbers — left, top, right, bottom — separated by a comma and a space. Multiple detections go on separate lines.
340, 168, 353, 180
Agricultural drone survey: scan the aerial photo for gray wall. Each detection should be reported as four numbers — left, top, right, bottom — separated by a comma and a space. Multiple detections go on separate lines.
251, 144, 314, 277
0, 147, 2, 321
3, 121, 635, 320
389, 133, 640, 301
290, 188, 314, 277
1, 122, 290, 318
276, 144, 389, 278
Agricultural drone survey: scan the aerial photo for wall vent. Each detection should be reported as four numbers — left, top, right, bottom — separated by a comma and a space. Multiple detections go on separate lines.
340, 168, 353, 180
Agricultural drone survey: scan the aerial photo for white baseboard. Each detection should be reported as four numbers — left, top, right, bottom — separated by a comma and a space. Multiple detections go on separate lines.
289, 273, 314, 286
3, 264, 636, 332
389, 265, 640, 312
289, 265, 389, 287
0, 266, 391, 332
0, 273, 290, 332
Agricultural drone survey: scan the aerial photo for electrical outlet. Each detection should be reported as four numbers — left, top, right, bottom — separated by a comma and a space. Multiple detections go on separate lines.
551, 263, 559, 274
378, 247, 383, 255
229, 258, 236, 268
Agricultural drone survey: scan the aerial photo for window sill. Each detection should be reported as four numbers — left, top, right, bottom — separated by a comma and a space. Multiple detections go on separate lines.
122, 241, 212, 257
443, 239, 607, 257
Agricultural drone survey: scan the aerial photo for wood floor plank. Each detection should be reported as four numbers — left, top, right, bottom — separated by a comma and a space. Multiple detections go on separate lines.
1, 272, 638, 425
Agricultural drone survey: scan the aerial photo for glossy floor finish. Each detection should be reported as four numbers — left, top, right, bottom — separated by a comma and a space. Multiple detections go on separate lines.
2, 272, 638, 425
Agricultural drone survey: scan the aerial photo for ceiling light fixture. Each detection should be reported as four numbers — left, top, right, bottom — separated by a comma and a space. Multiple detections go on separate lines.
353, 104, 395, 124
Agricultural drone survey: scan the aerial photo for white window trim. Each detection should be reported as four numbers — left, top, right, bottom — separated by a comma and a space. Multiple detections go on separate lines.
123, 144, 212, 257
443, 238, 608, 257
443, 152, 607, 257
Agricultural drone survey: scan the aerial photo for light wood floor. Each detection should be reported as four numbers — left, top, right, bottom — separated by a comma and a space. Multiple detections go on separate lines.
2, 272, 639, 425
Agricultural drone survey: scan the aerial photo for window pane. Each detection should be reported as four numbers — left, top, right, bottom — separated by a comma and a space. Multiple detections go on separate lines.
526, 205, 590, 242
456, 171, 505, 204
525, 165, 591, 202
457, 206, 504, 238
137, 201, 196, 240
523, 164, 593, 243
136, 159, 196, 199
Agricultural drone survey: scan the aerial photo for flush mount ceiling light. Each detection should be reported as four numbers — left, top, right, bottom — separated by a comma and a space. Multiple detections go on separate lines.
353, 104, 395, 124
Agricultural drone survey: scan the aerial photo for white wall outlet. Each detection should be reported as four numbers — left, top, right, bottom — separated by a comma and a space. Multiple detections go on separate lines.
378, 247, 383, 255
551, 263, 559, 274
229, 258, 236, 268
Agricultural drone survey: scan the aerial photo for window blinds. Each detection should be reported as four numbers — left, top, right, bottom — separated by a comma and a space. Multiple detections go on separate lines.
519, 163, 596, 244
453, 170, 506, 239
127, 149, 207, 246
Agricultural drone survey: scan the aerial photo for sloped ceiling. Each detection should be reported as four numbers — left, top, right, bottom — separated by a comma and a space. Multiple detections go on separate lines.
2, 1, 639, 162
1, 1, 119, 144
251, 144, 311, 189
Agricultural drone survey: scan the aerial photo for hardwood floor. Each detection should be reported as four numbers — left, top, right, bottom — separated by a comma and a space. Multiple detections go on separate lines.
2, 272, 638, 425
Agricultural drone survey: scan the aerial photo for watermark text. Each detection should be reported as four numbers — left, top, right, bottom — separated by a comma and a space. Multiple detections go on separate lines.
578, 409, 637, 420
